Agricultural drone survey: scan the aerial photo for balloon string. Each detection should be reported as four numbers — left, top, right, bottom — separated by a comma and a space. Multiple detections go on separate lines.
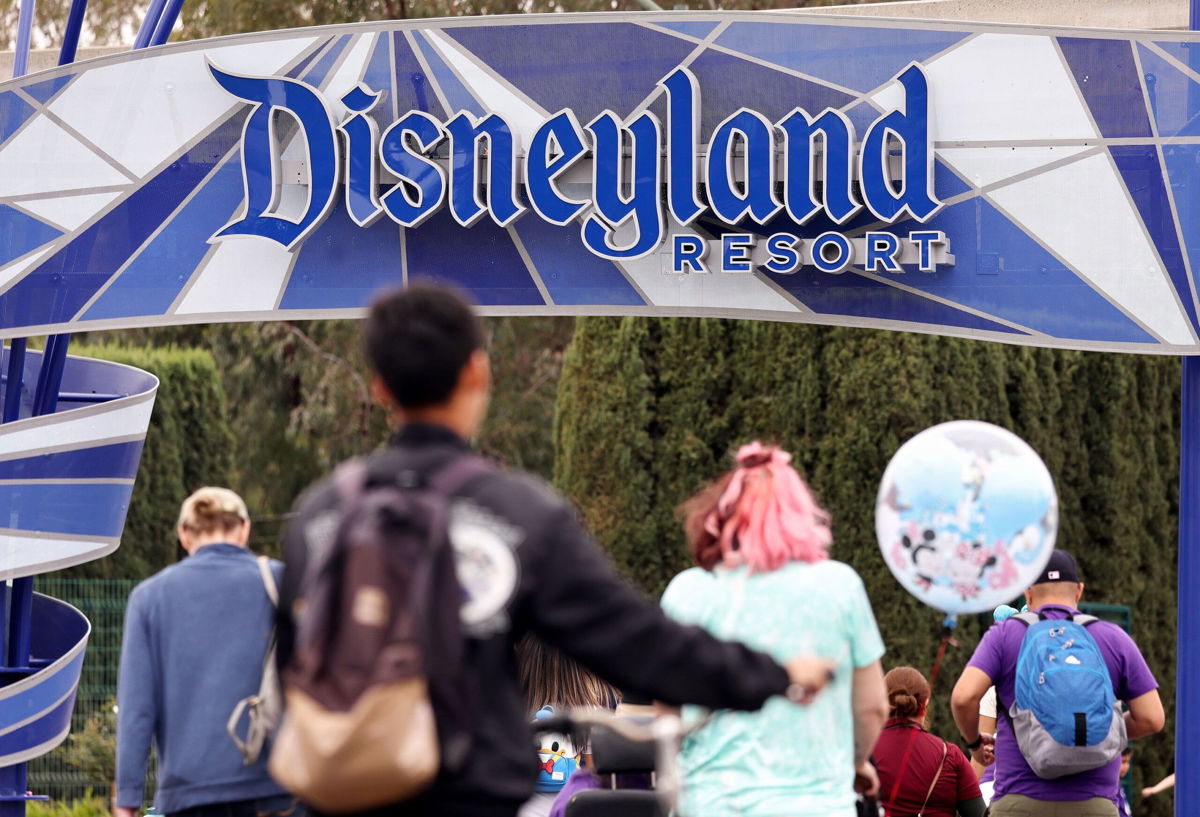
928, 614, 959, 691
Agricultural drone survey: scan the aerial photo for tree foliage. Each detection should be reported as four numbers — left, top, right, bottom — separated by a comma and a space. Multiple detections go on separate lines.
554, 318, 1180, 816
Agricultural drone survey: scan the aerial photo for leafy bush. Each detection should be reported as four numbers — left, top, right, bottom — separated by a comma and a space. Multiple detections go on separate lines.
27, 794, 109, 817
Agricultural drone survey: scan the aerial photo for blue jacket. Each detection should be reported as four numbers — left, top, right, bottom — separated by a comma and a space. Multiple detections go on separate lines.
116, 544, 286, 812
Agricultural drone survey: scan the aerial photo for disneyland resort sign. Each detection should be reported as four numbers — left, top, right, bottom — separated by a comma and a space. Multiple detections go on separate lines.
210, 62, 951, 275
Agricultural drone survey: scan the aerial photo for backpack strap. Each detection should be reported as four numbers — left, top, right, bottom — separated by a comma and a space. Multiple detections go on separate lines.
1071, 614, 1100, 627
1012, 611, 1044, 627
427, 454, 494, 497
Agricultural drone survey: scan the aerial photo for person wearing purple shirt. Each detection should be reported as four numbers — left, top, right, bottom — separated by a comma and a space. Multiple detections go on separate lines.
950, 550, 1165, 817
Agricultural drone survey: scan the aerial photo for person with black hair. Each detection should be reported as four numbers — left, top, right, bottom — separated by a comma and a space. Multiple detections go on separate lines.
276, 284, 836, 817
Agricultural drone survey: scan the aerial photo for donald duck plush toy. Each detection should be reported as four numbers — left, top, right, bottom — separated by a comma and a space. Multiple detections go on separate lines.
533, 705, 580, 793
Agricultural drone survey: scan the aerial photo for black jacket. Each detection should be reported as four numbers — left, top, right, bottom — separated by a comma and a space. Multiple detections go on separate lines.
277, 423, 790, 815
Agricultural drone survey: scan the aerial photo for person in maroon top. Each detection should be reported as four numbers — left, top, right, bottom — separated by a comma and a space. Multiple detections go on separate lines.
874, 667, 985, 817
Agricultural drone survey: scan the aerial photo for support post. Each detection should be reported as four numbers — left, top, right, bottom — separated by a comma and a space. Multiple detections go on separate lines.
1179, 357, 1199, 817
2, 343, 25, 425
58, 0, 89, 66
149, 0, 185, 46
1181, 6, 1200, 814
132, 0, 168, 49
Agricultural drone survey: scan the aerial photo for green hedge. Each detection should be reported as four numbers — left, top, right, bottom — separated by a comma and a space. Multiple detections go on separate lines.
63, 345, 234, 580
553, 318, 1178, 816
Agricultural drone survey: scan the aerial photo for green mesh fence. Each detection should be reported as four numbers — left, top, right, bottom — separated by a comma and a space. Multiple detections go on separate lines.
28, 578, 146, 804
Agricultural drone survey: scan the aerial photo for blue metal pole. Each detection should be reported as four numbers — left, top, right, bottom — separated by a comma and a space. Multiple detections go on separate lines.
12, 0, 36, 79
31, 336, 69, 417
132, 0, 168, 50
148, 0, 184, 46
2, 344, 25, 425
57, 0, 88, 66
1180, 8, 1200, 815
1180, 358, 1200, 815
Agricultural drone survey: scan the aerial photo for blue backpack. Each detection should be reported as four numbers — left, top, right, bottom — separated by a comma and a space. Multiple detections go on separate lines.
1007, 612, 1127, 779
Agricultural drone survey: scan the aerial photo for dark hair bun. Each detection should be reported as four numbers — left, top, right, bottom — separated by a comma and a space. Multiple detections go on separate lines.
888, 690, 922, 720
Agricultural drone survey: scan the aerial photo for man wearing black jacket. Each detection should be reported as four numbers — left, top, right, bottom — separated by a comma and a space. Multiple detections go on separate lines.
277, 284, 841, 817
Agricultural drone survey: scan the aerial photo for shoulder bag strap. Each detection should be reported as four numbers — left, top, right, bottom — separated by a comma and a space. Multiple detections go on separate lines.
256, 555, 278, 608
916, 740, 949, 817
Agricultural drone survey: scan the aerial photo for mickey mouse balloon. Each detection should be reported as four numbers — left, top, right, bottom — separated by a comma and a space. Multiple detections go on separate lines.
876, 420, 1058, 615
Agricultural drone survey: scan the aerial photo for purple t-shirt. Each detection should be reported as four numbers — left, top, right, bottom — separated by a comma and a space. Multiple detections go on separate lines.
966, 604, 1158, 804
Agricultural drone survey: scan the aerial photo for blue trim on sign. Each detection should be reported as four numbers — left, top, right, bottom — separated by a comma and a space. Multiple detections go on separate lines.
0, 111, 246, 328
279, 201, 402, 309
84, 157, 245, 321
361, 32, 397, 125
0, 482, 133, 537
1139, 44, 1198, 137
1152, 39, 1197, 70
0, 441, 144, 481
0, 91, 35, 146
443, 23, 695, 123
714, 22, 967, 94
21, 75, 73, 106
653, 21, 718, 41
1163, 145, 1200, 323
406, 208, 545, 305
303, 34, 353, 87
0, 206, 60, 269
512, 218, 645, 306
392, 32, 444, 119
935, 160, 974, 200
0, 647, 83, 729
1110, 144, 1200, 332
284, 37, 334, 80
685, 49, 854, 140
1058, 37, 1152, 138
410, 32, 484, 116
362, 32, 393, 95
0, 691, 76, 764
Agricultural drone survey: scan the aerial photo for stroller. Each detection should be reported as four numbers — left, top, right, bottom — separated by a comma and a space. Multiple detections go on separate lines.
533, 709, 692, 817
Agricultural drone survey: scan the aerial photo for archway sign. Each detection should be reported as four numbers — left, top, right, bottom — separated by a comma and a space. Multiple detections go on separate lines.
0, 8, 1199, 811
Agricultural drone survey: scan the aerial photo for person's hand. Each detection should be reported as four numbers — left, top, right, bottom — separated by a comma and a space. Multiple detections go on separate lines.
970, 732, 995, 767
854, 760, 879, 797
784, 656, 836, 703
114, 806, 139, 817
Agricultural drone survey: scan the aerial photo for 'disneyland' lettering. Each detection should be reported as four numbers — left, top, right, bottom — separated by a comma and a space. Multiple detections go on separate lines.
208, 61, 941, 262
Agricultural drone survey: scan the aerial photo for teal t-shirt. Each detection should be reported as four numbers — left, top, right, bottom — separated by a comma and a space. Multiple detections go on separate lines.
660, 560, 885, 817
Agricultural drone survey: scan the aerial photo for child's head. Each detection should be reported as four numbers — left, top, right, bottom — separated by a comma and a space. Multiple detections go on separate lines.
1120, 746, 1133, 777
516, 634, 616, 714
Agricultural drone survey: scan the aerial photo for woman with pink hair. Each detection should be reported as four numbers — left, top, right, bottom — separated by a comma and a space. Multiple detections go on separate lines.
661, 442, 889, 817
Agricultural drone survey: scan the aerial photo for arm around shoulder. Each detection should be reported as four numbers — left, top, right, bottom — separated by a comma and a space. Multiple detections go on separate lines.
527, 506, 791, 711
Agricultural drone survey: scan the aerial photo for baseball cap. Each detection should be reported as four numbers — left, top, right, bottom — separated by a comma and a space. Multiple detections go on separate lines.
1034, 549, 1080, 585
